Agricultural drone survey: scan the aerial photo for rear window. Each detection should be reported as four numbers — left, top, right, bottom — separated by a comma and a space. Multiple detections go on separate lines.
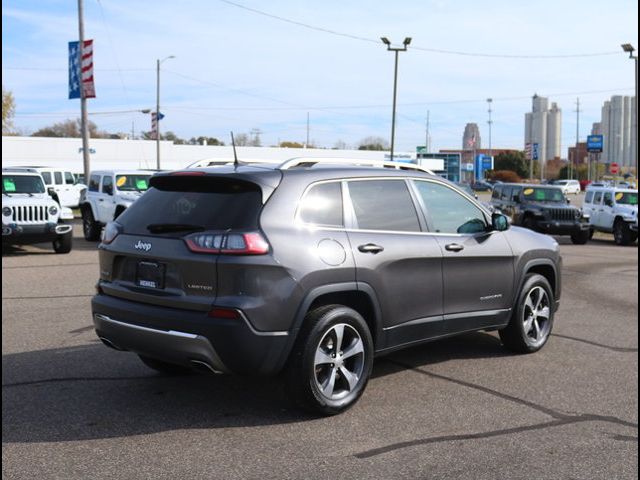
116, 174, 151, 192
117, 176, 263, 235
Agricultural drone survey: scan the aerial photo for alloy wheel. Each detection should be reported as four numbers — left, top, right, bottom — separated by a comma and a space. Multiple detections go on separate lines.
522, 286, 551, 347
313, 323, 365, 401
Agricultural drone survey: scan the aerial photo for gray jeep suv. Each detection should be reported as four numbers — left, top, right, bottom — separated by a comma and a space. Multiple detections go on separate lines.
92, 159, 562, 414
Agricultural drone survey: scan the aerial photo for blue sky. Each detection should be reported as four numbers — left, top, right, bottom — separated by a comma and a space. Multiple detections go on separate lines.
2, 0, 638, 154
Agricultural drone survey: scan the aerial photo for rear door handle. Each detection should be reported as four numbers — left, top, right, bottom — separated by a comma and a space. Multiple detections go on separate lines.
358, 243, 384, 254
445, 243, 465, 252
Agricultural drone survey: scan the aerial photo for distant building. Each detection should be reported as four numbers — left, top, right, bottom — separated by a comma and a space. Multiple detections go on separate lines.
599, 95, 636, 167
591, 122, 602, 135
524, 95, 562, 164
568, 142, 588, 166
416, 151, 461, 182
462, 123, 481, 150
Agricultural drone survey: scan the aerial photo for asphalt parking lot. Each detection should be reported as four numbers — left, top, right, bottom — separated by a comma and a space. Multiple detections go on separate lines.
2, 219, 638, 480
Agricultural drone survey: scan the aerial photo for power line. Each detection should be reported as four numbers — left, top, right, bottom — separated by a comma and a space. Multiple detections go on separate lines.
217, 0, 622, 59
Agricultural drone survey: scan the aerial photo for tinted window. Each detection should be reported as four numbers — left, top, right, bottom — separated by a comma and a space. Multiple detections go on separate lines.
522, 187, 565, 203
593, 192, 603, 204
65, 172, 75, 185
511, 187, 522, 201
491, 186, 501, 199
585, 191, 594, 203
501, 186, 513, 201
54, 171, 63, 185
299, 182, 343, 227
603, 191, 613, 206
117, 176, 263, 236
102, 176, 114, 195
89, 175, 100, 192
414, 181, 487, 234
348, 180, 420, 232
615, 192, 638, 205
2, 175, 45, 194
41, 172, 52, 185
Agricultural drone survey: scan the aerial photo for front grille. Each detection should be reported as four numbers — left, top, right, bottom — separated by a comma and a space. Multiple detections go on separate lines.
10, 206, 50, 224
547, 208, 576, 222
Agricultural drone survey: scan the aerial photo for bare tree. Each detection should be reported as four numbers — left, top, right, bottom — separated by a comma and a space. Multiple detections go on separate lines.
2, 86, 16, 135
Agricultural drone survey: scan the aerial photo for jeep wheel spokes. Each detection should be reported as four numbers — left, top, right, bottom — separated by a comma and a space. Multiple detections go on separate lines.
314, 323, 365, 400
522, 286, 551, 345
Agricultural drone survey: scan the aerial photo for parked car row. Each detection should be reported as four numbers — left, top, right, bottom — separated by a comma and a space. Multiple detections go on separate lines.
490, 182, 637, 246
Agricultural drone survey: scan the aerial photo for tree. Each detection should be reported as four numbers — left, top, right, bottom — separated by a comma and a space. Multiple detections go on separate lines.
279, 141, 304, 148
233, 133, 250, 146
357, 136, 388, 151
487, 170, 522, 183
493, 151, 529, 178
31, 118, 112, 138
333, 140, 348, 150
189, 136, 224, 146
2, 86, 15, 135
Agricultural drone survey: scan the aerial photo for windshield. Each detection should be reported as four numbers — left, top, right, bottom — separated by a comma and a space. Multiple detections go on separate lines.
615, 192, 638, 206
2, 175, 46, 194
115, 175, 151, 192
522, 187, 565, 203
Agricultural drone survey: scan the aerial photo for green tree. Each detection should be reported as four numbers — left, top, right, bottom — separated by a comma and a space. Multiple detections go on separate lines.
357, 136, 388, 151
2, 86, 16, 135
279, 141, 304, 148
493, 151, 529, 178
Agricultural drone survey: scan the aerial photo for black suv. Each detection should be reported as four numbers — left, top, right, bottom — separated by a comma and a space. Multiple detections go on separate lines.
92, 159, 562, 414
491, 183, 590, 245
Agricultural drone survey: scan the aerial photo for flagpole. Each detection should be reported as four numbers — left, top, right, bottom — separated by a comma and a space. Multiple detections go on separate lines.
77, 0, 90, 184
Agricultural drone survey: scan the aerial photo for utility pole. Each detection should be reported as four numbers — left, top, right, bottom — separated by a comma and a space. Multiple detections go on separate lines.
156, 58, 161, 169
425, 110, 430, 153
487, 98, 493, 160
77, 0, 90, 183
574, 97, 580, 180
131, 121, 134, 140
306, 112, 310, 148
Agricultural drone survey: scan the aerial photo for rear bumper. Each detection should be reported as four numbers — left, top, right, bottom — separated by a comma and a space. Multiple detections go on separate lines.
91, 293, 292, 375
2, 223, 72, 244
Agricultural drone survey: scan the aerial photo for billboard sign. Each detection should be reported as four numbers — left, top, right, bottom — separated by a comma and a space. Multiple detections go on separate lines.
587, 134, 604, 152
532, 143, 539, 161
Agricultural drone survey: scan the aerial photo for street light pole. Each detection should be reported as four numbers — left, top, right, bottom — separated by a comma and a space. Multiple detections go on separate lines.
156, 56, 175, 170
621, 43, 638, 175
381, 37, 411, 162
77, 0, 90, 184
487, 98, 493, 160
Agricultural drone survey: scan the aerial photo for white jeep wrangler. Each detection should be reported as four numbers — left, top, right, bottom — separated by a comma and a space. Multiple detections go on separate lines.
2, 168, 75, 253
80, 170, 154, 241
583, 185, 638, 245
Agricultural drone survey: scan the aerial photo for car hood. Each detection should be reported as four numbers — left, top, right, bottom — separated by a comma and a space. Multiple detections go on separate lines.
2, 194, 57, 206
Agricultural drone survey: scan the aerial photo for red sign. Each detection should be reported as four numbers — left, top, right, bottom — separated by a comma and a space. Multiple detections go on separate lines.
610, 163, 619, 174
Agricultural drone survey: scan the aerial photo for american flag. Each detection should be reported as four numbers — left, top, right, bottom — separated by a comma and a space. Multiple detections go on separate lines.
150, 112, 165, 139
525, 142, 532, 159
68, 40, 96, 99
467, 134, 476, 148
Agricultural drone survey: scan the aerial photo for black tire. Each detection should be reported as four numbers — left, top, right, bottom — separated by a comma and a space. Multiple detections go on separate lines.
52, 232, 73, 254
499, 274, 554, 354
613, 219, 633, 246
82, 206, 101, 241
138, 355, 192, 375
570, 229, 590, 245
588, 228, 595, 240
113, 205, 126, 220
285, 305, 374, 415
522, 215, 537, 231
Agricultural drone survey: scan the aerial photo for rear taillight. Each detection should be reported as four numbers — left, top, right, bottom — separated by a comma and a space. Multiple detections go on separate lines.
185, 232, 269, 255
101, 222, 122, 245
208, 307, 242, 319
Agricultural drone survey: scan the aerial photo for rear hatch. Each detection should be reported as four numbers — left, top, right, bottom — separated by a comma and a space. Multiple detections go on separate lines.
98, 172, 276, 311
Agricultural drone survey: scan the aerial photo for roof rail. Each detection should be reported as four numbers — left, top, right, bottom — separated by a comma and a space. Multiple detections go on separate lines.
278, 157, 434, 175
186, 158, 276, 169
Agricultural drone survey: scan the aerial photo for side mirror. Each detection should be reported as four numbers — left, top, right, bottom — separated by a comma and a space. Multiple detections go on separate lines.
47, 187, 56, 197
492, 213, 510, 232
566, 198, 571, 204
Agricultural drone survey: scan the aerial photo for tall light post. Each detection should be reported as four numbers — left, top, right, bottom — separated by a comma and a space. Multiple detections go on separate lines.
621, 43, 637, 175
156, 55, 175, 170
487, 98, 493, 161
381, 37, 411, 162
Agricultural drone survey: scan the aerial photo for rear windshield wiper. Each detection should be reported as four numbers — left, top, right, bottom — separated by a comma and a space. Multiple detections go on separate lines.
146, 223, 205, 233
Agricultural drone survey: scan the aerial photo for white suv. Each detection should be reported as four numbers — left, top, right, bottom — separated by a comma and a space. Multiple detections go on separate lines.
583, 186, 638, 245
12, 166, 87, 208
80, 170, 155, 240
2, 168, 75, 253
555, 179, 581, 195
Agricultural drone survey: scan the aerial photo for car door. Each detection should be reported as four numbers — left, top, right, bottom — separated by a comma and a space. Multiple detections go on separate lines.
98, 175, 117, 222
601, 191, 616, 230
411, 179, 516, 334
591, 191, 604, 228
344, 178, 444, 347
